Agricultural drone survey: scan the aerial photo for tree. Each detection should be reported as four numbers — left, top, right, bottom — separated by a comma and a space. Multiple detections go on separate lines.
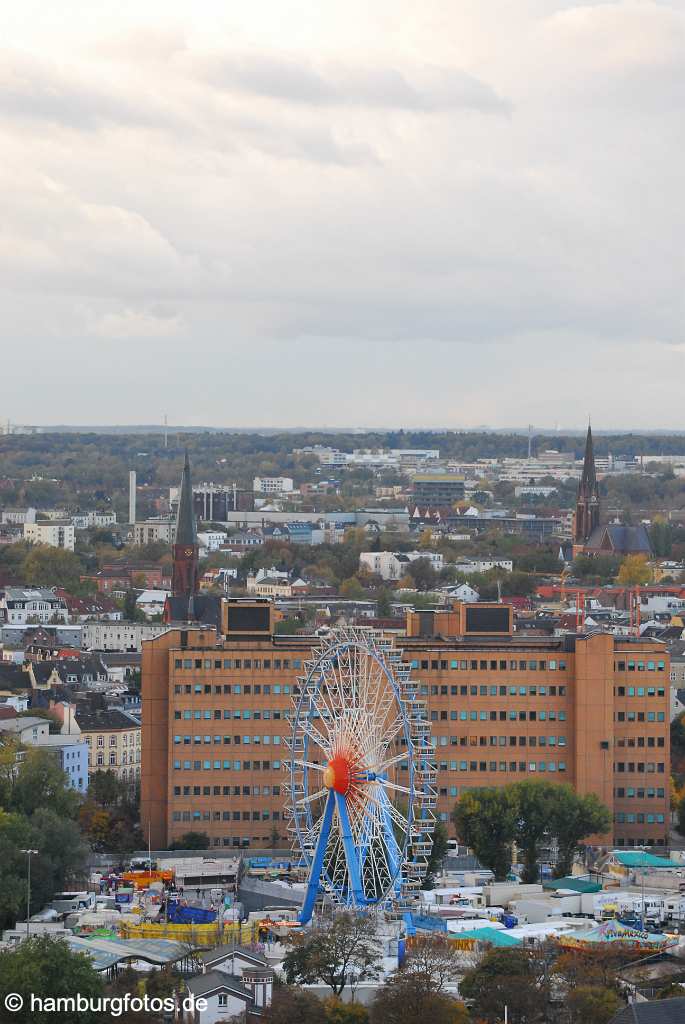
323, 997, 370, 1024
261, 987, 327, 1024
22, 546, 84, 590
452, 788, 518, 880
0, 740, 18, 808
339, 577, 365, 600
123, 589, 142, 621
512, 780, 558, 883
370, 971, 469, 1024
284, 913, 383, 996
459, 947, 549, 1024
424, 821, 449, 888
28, 808, 89, 908
167, 831, 210, 850
550, 788, 611, 877
566, 985, 622, 1024
398, 934, 465, 994
678, 794, 685, 837
650, 521, 673, 558
79, 802, 114, 851
88, 769, 127, 808
0, 935, 104, 1023
10, 748, 80, 819
617, 554, 651, 586
418, 528, 434, 550
671, 711, 685, 763
454, 782, 611, 883
376, 588, 393, 618
572, 554, 620, 582
407, 558, 438, 592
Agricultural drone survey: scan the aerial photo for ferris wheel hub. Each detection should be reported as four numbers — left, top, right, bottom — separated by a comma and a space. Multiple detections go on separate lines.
323, 755, 353, 795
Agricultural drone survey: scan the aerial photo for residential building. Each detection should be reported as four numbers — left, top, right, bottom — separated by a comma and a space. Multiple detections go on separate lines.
0, 717, 88, 793
608, 998, 685, 1024
245, 574, 296, 598
72, 511, 117, 529
22, 734, 88, 792
514, 486, 558, 498
452, 558, 514, 576
450, 509, 565, 542
0, 623, 81, 648
359, 550, 444, 581
133, 519, 175, 545
80, 563, 171, 594
253, 477, 294, 494
54, 590, 121, 622
28, 655, 109, 689
23, 520, 75, 551
441, 583, 480, 603
1, 508, 37, 525
136, 590, 171, 619
57, 702, 141, 783
182, 946, 273, 1023
0, 588, 68, 625
413, 474, 466, 506
141, 599, 670, 852
0, 716, 50, 744
81, 620, 168, 652
197, 531, 228, 555
220, 530, 264, 553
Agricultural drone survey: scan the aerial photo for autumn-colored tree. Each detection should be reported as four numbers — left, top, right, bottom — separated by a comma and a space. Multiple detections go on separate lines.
79, 802, 113, 851
323, 996, 370, 1024
459, 947, 550, 1024
261, 987, 326, 1024
22, 546, 84, 590
339, 577, 365, 600
418, 528, 434, 550
370, 972, 469, 1024
617, 554, 651, 586
566, 985, 622, 1023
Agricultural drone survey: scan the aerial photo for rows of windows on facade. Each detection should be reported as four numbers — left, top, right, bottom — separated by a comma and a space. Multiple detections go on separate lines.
139, 450, 671, 852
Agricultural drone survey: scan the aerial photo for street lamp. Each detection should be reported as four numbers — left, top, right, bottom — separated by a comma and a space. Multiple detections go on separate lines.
20, 849, 38, 939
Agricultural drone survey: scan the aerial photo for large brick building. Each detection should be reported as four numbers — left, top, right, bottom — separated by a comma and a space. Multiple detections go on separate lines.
141, 599, 670, 854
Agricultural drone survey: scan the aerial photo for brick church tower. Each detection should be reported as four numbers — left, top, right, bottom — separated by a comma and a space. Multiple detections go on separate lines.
171, 451, 199, 609
572, 424, 601, 555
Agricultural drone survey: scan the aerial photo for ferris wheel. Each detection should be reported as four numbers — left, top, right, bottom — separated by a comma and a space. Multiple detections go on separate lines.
284, 627, 437, 923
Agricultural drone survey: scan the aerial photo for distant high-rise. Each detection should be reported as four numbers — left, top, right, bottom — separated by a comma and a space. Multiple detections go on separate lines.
128, 471, 137, 525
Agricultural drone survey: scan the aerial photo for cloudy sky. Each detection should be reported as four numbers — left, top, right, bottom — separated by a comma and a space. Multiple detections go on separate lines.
2, 1, 684, 430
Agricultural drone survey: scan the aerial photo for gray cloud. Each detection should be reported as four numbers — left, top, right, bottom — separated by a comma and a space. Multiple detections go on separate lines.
198, 53, 511, 113
0, 1, 684, 428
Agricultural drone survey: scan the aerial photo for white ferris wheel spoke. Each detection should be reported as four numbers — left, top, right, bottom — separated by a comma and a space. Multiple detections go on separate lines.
296, 787, 329, 806
374, 777, 413, 797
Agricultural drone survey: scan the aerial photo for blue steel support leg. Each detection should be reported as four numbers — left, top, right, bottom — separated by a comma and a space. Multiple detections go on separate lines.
334, 790, 366, 907
376, 783, 402, 893
299, 790, 335, 924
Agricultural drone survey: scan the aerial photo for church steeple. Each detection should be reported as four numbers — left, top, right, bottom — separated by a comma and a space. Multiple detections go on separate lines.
172, 451, 199, 602
574, 423, 601, 546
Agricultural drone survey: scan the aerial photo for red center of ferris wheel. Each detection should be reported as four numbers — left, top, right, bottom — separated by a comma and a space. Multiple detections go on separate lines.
323, 755, 354, 795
